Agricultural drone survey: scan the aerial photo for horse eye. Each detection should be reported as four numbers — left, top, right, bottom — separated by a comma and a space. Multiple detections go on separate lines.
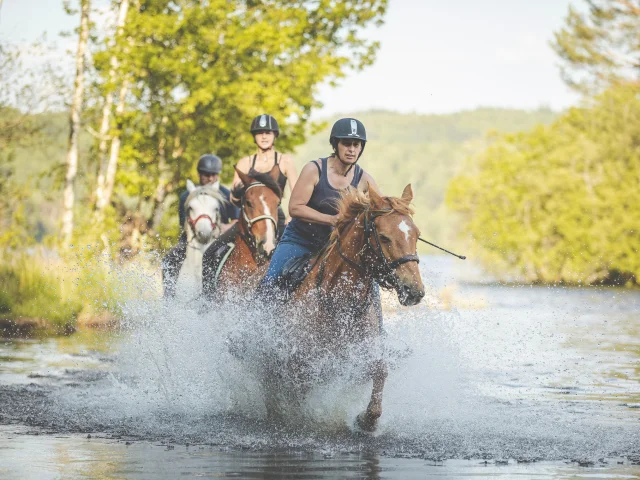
246, 200, 253, 208
379, 234, 392, 244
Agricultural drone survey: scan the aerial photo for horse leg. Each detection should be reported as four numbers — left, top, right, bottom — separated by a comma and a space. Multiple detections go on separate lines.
355, 358, 388, 432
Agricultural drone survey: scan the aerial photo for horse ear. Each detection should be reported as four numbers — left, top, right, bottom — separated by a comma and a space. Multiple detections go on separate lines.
210, 180, 220, 191
234, 165, 252, 186
187, 179, 196, 192
368, 185, 385, 208
268, 164, 280, 182
401, 184, 413, 202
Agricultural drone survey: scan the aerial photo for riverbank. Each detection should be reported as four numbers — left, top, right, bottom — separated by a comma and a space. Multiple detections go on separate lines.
0, 248, 160, 338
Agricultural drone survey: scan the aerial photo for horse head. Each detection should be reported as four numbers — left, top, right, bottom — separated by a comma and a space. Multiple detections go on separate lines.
365, 185, 425, 306
184, 179, 224, 245
233, 165, 282, 260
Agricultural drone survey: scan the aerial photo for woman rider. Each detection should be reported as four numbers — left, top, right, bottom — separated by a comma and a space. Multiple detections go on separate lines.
231, 114, 298, 238
261, 117, 380, 288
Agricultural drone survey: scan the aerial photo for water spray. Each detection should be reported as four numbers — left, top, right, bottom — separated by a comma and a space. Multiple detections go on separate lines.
418, 237, 466, 260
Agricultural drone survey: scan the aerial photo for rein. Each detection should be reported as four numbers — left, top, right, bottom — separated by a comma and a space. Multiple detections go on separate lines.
336, 209, 420, 290
240, 182, 279, 250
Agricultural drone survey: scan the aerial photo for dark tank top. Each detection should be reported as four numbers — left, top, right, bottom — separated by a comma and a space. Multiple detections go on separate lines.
250, 152, 287, 193
287, 157, 364, 248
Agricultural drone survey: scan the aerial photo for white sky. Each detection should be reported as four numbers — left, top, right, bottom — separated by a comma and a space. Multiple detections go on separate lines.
0, 0, 580, 115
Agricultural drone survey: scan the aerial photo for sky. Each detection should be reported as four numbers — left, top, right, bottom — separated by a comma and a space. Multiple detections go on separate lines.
0, 0, 580, 116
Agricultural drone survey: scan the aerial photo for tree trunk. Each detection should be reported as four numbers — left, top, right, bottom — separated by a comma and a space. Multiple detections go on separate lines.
62, 0, 91, 245
151, 131, 183, 231
99, 78, 129, 212
95, 0, 130, 212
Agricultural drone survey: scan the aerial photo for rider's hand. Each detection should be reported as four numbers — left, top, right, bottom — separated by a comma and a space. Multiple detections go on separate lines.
329, 215, 339, 227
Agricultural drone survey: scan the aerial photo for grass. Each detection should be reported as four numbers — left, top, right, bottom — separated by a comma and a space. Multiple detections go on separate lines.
0, 247, 159, 336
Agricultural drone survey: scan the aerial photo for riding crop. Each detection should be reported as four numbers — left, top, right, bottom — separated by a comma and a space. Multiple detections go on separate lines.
418, 237, 466, 260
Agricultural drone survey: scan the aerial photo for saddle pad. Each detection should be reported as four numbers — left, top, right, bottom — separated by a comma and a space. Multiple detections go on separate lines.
202, 241, 235, 297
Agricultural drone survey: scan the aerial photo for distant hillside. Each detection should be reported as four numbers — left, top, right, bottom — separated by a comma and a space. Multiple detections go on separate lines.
7, 108, 555, 248
293, 108, 557, 250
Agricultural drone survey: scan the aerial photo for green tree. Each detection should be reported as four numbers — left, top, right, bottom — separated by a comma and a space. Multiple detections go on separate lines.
90, 0, 386, 251
552, 0, 640, 93
447, 85, 640, 286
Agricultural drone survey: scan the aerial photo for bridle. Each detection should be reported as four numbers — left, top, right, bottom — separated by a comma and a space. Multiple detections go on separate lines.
336, 209, 420, 290
188, 214, 216, 234
186, 190, 220, 239
240, 182, 279, 250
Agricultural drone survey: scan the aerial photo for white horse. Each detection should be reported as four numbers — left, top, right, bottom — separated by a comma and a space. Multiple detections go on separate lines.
174, 179, 225, 301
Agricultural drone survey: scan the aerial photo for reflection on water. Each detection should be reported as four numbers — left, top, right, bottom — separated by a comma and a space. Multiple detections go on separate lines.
1, 427, 639, 479
1, 256, 639, 478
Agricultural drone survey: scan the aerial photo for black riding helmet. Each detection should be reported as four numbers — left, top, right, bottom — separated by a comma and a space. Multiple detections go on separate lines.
250, 114, 280, 137
197, 154, 223, 175
329, 118, 367, 175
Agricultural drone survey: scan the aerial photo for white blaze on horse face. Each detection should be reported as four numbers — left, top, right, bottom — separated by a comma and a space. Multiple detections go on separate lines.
190, 194, 219, 242
259, 193, 276, 254
398, 219, 412, 243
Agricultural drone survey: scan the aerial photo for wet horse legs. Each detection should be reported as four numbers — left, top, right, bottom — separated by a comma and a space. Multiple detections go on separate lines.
356, 358, 388, 432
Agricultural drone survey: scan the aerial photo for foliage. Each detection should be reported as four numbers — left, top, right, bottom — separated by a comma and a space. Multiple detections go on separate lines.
447, 85, 640, 286
295, 108, 556, 251
0, 246, 160, 333
89, 0, 387, 250
552, 0, 640, 93
0, 251, 83, 332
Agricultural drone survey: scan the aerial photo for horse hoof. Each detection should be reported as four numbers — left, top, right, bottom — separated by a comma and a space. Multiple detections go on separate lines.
354, 412, 378, 433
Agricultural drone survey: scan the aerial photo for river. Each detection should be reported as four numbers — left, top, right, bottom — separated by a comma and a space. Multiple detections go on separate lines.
1, 256, 639, 478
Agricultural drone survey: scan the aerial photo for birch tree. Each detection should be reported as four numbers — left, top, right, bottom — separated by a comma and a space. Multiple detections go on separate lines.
94, 0, 129, 215
62, 0, 91, 245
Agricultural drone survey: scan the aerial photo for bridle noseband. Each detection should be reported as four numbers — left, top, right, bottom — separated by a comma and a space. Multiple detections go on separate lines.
186, 190, 220, 238
336, 209, 420, 290
188, 214, 216, 233
241, 182, 279, 250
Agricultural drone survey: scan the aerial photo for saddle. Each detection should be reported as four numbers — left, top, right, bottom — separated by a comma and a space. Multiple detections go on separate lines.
276, 252, 316, 295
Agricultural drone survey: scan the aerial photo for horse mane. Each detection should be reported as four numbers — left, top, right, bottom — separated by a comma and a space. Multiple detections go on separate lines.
231, 170, 282, 199
323, 187, 415, 257
184, 184, 227, 209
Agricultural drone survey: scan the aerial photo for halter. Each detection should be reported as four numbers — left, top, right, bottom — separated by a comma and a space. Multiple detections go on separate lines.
188, 214, 216, 233
241, 182, 279, 249
185, 189, 221, 237
336, 208, 420, 290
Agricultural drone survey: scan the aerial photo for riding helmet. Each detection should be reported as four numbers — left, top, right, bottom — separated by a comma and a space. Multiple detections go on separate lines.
196, 154, 223, 175
329, 118, 367, 155
250, 114, 280, 137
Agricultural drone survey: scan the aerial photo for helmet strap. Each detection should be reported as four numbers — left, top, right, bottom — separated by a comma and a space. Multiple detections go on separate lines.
333, 143, 362, 177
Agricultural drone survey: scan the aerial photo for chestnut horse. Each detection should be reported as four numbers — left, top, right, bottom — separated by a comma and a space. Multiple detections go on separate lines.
206, 165, 283, 297
273, 184, 425, 431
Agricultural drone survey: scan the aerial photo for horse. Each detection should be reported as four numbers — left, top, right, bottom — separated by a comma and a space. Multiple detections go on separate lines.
262, 184, 425, 431
202, 165, 283, 298
161, 180, 225, 300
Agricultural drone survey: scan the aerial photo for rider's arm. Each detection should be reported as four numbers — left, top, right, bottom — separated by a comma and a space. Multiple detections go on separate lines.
288, 162, 337, 226
280, 154, 299, 193
279, 154, 299, 223
230, 156, 250, 206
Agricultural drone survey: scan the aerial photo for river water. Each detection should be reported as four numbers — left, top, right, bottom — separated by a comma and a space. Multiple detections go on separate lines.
1, 256, 639, 478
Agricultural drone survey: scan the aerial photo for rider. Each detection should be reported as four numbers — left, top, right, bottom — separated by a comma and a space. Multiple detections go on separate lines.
261, 117, 380, 288
231, 114, 298, 238
179, 154, 239, 234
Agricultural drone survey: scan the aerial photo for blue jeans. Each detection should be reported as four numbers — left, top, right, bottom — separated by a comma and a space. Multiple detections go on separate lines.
261, 224, 319, 288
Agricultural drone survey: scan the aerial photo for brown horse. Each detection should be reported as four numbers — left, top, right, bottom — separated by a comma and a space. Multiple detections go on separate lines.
275, 184, 425, 431
207, 165, 283, 297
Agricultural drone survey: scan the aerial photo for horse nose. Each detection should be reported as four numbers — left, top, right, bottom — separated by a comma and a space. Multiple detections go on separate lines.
399, 284, 425, 306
